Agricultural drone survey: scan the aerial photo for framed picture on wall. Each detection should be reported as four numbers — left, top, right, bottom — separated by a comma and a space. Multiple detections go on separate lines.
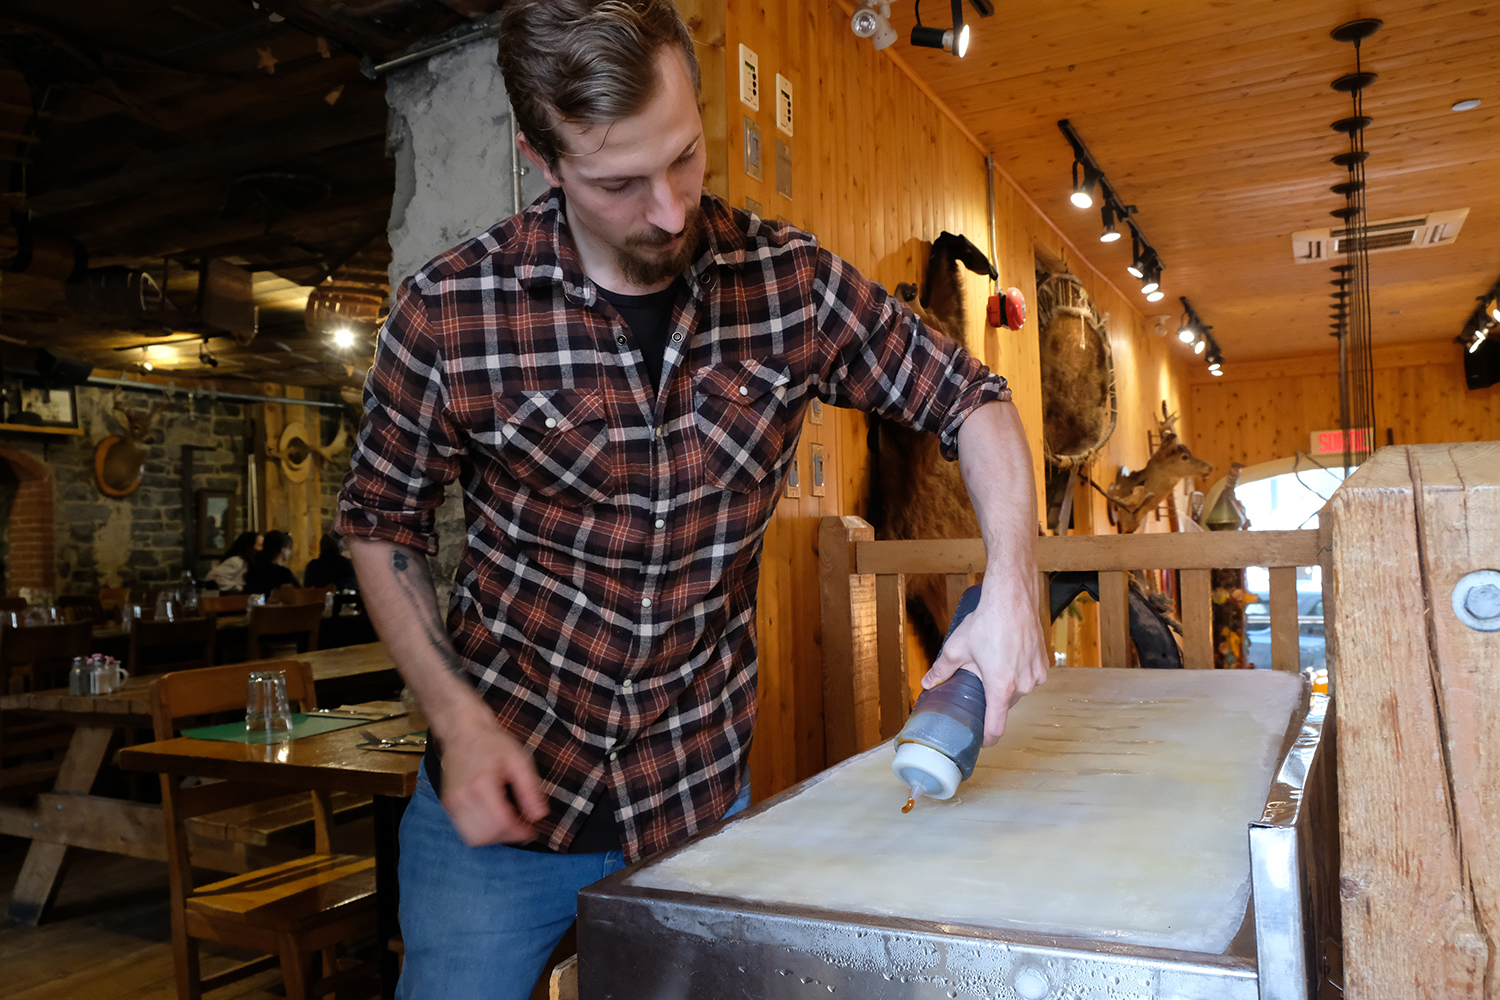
12, 384, 79, 429
197, 489, 236, 557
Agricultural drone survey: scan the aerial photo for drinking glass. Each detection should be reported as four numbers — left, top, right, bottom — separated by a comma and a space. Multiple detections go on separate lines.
246, 670, 293, 741
248, 593, 267, 609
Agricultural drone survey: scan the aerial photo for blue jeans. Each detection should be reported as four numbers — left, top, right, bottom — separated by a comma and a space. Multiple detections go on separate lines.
395, 760, 751, 1000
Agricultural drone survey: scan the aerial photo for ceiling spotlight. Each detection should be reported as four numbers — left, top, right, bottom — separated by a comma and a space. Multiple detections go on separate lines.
1193, 338, 1206, 355
1177, 325, 1196, 344
1490, 301, 1500, 323
1146, 290, 1165, 303
911, 0, 968, 58
142, 361, 154, 372
1127, 258, 1144, 279
333, 327, 356, 348
1140, 266, 1160, 296
1070, 160, 1095, 208
1099, 205, 1121, 242
1453, 98, 1482, 112
850, 4, 897, 50
1210, 368, 1224, 377
1469, 329, 1487, 353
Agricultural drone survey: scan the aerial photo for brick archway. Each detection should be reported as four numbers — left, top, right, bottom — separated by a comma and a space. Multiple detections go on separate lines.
0, 448, 56, 597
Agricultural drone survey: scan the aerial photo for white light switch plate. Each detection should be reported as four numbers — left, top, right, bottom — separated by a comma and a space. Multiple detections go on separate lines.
739, 44, 760, 111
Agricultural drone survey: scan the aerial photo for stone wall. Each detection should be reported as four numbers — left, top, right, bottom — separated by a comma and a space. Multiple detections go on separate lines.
383, 34, 549, 608
1, 385, 250, 598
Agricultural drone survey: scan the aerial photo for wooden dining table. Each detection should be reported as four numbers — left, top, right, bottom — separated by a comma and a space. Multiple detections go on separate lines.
117, 714, 419, 1000
0, 642, 402, 928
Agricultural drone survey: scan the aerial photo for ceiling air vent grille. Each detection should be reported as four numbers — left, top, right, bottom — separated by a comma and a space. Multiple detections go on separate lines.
1292, 208, 1469, 263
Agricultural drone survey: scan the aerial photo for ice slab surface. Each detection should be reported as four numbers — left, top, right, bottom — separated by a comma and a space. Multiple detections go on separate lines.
629, 668, 1302, 955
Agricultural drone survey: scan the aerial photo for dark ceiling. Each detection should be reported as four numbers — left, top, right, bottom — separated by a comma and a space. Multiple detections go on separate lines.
0, 0, 491, 391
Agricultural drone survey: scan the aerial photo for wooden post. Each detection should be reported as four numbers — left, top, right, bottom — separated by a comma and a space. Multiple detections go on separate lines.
1329, 444, 1497, 999
1179, 569, 1213, 669
874, 574, 909, 740
818, 516, 879, 766
1268, 565, 1299, 672
1096, 570, 1130, 669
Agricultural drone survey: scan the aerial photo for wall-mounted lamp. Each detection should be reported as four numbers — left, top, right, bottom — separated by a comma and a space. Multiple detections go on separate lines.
1059, 120, 1164, 300
1179, 297, 1223, 373
850, 3, 897, 50
332, 327, 356, 349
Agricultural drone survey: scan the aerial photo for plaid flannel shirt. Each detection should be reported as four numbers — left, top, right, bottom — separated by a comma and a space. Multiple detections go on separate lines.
335, 190, 1009, 861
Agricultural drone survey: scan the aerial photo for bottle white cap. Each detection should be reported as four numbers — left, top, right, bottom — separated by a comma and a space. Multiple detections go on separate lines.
891, 741, 962, 800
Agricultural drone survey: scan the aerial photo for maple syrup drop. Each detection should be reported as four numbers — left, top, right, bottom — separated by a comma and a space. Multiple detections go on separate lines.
901, 795, 915, 814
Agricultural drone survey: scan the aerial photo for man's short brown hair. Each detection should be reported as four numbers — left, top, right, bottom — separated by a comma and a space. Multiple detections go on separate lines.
498, 0, 701, 168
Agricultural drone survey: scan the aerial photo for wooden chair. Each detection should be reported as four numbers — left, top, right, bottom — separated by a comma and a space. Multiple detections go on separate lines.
270, 585, 332, 607
201, 593, 249, 616
151, 661, 377, 1000
58, 594, 105, 624
0, 620, 92, 693
246, 603, 324, 660
129, 617, 216, 676
98, 586, 131, 616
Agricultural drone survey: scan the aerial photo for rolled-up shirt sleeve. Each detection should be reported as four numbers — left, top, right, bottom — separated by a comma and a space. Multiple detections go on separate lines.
334, 274, 463, 555
809, 246, 1010, 460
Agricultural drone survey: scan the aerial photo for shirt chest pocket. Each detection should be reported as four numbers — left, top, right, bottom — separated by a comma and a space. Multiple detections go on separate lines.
692, 359, 792, 494
490, 390, 618, 506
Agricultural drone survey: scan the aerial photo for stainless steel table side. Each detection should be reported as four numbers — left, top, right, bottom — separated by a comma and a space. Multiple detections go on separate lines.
580, 681, 1334, 1000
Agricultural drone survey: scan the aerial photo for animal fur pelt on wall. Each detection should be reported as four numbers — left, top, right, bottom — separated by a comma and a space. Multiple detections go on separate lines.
869, 232, 995, 659
1037, 270, 1117, 531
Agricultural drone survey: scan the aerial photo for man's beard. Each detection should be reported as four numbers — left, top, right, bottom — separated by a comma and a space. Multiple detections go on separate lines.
615, 203, 703, 287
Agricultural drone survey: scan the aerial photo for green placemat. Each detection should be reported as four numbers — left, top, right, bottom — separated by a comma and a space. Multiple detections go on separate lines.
182, 713, 365, 744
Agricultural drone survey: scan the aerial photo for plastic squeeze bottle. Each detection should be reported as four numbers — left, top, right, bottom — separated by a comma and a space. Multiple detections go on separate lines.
891, 584, 987, 805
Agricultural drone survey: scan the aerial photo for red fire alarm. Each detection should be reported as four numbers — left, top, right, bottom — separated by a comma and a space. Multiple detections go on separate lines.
987, 287, 1026, 330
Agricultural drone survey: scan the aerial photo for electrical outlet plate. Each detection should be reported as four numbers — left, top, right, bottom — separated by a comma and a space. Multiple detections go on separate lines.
743, 117, 762, 181
810, 442, 826, 497
809, 397, 824, 425
775, 73, 793, 136
739, 44, 760, 110
784, 454, 801, 498
775, 139, 792, 200
744, 196, 764, 216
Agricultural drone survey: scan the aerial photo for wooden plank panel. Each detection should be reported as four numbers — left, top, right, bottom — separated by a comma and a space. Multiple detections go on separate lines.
1096, 570, 1130, 670
1330, 445, 1486, 998
874, 573, 909, 741
1268, 565, 1299, 672
1408, 443, 1500, 1000
1179, 569, 1214, 669
855, 530, 1322, 575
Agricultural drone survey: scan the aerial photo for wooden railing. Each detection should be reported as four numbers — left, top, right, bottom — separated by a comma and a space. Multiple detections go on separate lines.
818, 516, 1330, 765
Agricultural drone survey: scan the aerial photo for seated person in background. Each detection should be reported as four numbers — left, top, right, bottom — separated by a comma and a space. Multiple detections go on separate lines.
245, 530, 299, 597
204, 531, 261, 593
303, 533, 358, 591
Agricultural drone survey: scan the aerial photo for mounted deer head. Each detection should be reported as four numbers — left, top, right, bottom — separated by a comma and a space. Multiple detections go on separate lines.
96, 387, 176, 497
1105, 408, 1213, 534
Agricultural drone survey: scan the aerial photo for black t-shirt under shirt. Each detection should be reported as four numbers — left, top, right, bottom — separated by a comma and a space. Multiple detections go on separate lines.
597, 277, 683, 395
426, 277, 684, 856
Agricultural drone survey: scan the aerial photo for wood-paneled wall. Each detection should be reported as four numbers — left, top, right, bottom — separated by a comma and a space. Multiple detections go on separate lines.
1188, 342, 1500, 483
721, 0, 1195, 799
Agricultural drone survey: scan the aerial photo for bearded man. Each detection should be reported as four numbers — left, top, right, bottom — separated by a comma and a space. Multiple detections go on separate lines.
336, 2, 1048, 996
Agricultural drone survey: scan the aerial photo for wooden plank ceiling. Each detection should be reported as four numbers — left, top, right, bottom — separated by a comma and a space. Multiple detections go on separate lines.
1, 0, 1495, 387
0, 0, 477, 390
882, 0, 1500, 365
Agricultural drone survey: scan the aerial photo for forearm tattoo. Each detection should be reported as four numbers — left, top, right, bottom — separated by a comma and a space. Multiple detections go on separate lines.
390, 548, 465, 678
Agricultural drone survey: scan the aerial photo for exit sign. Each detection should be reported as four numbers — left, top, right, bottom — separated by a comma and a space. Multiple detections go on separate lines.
1310, 427, 1372, 456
